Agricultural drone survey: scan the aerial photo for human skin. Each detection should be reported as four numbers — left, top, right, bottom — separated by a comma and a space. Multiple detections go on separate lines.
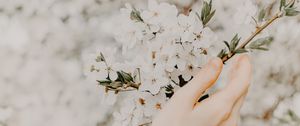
152, 54, 251, 126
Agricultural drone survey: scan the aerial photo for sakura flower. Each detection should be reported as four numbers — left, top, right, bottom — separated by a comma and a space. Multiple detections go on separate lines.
168, 55, 187, 72
139, 63, 169, 94
141, 0, 178, 28
95, 57, 122, 81
137, 92, 167, 117
116, 4, 146, 52
178, 12, 204, 42
193, 27, 218, 49
112, 98, 137, 126
181, 63, 201, 81
89, 0, 300, 125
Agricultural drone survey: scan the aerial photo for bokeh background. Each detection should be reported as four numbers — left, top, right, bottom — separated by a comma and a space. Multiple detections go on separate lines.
0, 0, 300, 126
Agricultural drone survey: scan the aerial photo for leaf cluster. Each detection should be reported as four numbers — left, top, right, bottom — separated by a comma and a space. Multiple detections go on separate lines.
218, 34, 244, 58
196, 0, 216, 26
218, 35, 274, 59
130, 7, 144, 22
97, 70, 139, 94
258, 8, 266, 22
95, 52, 106, 62
223, 34, 242, 53
94, 52, 140, 93
280, 0, 299, 16
248, 37, 273, 51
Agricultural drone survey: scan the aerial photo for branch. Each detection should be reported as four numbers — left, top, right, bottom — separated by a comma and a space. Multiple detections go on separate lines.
139, 122, 152, 126
221, 0, 298, 63
221, 12, 282, 63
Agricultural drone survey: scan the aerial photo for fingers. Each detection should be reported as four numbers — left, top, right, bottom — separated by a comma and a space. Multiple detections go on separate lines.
173, 57, 223, 107
220, 56, 251, 126
219, 90, 248, 126
224, 54, 251, 102
191, 54, 251, 122
214, 54, 251, 106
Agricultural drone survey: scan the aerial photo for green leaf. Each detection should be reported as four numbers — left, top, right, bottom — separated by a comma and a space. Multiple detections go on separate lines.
203, 10, 216, 26
96, 52, 106, 62
280, 0, 286, 10
109, 81, 123, 89
130, 7, 144, 22
97, 80, 112, 86
116, 71, 125, 83
209, 0, 212, 8
285, 7, 300, 16
287, 0, 296, 8
248, 36, 273, 51
200, 0, 215, 26
223, 41, 230, 50
248, 46, 269, 51
116, 71, 134, 83
250, 37, 273, 46
258, 8, 266, 22
99, 80, 123, 89
201, 1, 209, 21
120, 71, 134, 82
229, 34, 241, 52
235, 48, 248, 54
217, 49, 227, 58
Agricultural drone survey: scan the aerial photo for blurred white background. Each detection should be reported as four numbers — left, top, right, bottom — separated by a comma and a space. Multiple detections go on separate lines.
0, 0, 300, 126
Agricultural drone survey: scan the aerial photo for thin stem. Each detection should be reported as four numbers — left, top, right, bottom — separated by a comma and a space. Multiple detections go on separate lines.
127, 82, 140, 89
222, 12, 282, 63
106, 88, 137, 93
139, 122, 152, 126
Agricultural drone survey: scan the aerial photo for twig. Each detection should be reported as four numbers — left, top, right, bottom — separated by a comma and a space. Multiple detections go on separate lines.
222, 0, 296, 63
106, 87, 137, 94
139, 122, 152, 126
221, 12, 282, 63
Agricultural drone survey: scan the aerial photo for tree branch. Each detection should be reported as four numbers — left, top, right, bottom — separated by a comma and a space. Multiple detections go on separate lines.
222, 12, 282, 63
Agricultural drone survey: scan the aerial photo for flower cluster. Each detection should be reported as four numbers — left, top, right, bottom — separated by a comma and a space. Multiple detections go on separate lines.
89, 0, 299, 125
93, 0, 220, 95
90, 0, 221, 125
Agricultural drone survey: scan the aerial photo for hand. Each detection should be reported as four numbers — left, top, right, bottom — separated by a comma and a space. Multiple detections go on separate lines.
152, 55, 251, 126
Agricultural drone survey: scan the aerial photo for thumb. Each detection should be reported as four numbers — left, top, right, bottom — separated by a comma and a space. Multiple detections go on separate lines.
174, 58, 223, 107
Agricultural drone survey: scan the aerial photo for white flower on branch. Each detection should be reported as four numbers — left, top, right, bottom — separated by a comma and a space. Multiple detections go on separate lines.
141, 0, 178, 28
139, 63, 169, 94
88, 0, 300, 125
